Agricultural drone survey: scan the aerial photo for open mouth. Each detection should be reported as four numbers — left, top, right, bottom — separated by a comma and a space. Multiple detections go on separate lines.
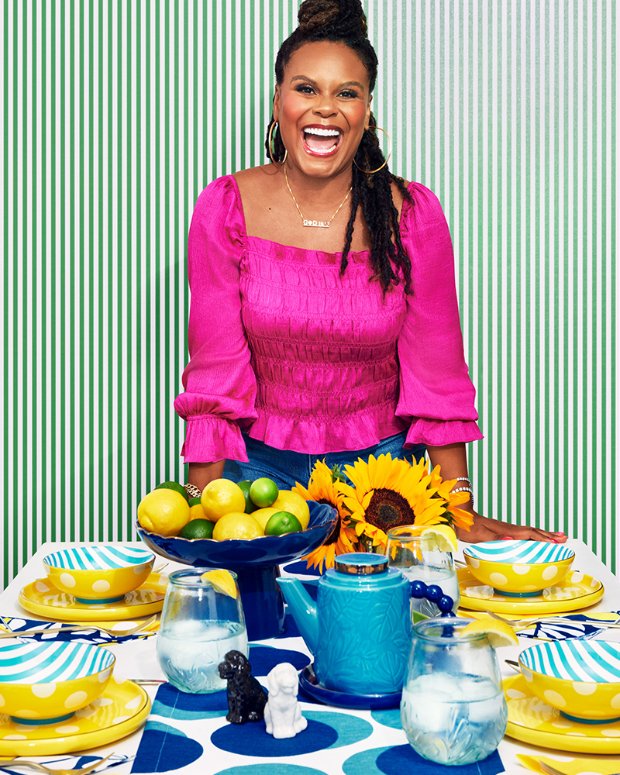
302, 126, 342, 157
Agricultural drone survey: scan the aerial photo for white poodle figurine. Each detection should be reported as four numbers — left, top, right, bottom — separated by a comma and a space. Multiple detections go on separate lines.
264, 662, 308, 739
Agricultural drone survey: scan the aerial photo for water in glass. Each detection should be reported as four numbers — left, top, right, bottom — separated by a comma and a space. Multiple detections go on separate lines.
386, 525, 460, 618
157, 568, 248, 693
401, 617, 507, 765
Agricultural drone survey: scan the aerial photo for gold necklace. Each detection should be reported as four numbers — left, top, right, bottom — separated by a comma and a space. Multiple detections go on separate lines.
283, 165, 352, 229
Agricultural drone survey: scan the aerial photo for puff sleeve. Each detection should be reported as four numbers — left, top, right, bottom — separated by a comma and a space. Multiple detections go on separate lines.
395, 183, 483, 446
174, 176, 257, 463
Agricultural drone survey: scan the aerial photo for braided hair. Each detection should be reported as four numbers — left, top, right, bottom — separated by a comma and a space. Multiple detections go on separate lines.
265, 0, 413, 293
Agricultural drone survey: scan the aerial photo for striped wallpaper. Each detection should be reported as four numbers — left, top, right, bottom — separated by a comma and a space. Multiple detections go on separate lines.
1, 1, 617, 587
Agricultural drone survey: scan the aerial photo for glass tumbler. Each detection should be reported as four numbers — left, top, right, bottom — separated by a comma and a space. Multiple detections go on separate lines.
386, 525, 460, 619
156, 568, 248, 693
401, 617, 508, 766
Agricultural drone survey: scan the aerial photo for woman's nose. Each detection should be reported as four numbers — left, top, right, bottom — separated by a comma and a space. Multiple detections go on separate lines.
313, 94, 337, 117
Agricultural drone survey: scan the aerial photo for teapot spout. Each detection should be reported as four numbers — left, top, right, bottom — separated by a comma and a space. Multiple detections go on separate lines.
276, 577, 318, 655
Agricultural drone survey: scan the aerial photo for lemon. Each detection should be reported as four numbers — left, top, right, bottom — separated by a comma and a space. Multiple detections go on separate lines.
201, 479, 247, 522
460, 617, 519, 647
250, 507, 279, 532
155, 480, 189, 501
188, 497, 207, 521
137, 489, 191, 536
212, 512, 263, 541
271, 490, 310, 530
200, 569, 238, 598
420, 525, 459, 554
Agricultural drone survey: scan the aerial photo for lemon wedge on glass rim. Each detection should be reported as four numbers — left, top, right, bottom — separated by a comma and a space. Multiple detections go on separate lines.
200, 569, 238, 599
460, 617, 519, 647
419, 524, 459, 554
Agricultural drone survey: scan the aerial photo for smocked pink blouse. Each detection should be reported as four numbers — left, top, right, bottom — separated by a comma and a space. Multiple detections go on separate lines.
174, 175, 482, 463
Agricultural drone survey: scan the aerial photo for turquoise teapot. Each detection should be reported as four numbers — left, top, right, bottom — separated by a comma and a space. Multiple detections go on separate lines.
277, 553, 413, 695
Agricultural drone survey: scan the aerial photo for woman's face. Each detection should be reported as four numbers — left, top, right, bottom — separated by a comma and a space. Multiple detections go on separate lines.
273, 41, 371, 179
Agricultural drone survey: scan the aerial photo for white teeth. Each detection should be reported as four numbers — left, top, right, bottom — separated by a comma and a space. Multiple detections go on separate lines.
304, 127, 340, 137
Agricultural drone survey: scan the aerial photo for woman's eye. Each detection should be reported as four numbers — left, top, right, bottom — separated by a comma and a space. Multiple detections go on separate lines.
295, 84, 315, 94
339, 90, 358, 99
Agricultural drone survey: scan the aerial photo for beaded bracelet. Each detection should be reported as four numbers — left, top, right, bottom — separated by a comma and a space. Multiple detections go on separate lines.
451, 486, 474, 499
454, 476, 472, 485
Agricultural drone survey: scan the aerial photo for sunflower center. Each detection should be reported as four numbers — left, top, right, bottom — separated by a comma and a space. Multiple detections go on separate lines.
365, 488, 415, 532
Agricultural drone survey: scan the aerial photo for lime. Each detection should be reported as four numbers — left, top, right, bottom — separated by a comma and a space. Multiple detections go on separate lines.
179, 518, 214, 539
237, 479, 257, 513
264, 510, 302, 536
201, 479, 247, 522
188, 497, 202, 506
271, 490, 310, 529
212, 512, 263, 541
137, 489, 191, 536
249, 477, 279, 508
155, 481, 189, 502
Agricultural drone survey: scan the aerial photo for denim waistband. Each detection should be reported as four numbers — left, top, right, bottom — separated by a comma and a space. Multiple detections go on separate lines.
223, 433, 426, 489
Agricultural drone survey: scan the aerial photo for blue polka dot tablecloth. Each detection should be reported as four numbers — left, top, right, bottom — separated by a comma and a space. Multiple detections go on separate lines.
130, 640, 504, 775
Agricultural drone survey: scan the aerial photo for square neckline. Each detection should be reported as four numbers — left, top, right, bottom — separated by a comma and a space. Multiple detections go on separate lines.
228, 173, 413, 258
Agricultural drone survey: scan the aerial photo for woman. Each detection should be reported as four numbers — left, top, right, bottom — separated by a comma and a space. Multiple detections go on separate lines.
174, 0, 565, 545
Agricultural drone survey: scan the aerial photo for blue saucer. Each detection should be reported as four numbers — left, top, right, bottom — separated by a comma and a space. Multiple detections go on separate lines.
299, 664, 402, 710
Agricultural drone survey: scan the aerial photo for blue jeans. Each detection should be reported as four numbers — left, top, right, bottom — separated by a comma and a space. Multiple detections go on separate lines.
222, 432, 426, 489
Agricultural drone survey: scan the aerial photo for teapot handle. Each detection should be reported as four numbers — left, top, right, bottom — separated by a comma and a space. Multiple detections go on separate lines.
410, 579, 457, 618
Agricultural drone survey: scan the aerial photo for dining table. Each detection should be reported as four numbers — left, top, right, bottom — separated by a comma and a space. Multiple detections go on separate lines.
1, 537, 619, 775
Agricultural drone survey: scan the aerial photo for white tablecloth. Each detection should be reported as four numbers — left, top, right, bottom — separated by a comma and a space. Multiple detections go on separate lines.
1, 539, 618, 774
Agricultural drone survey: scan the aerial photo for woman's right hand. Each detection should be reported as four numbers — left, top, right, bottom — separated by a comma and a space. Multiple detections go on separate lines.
457, 512, 567, 544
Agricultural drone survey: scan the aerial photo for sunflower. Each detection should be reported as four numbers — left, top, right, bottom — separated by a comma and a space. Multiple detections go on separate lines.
337, 453, 473, 554
292, 461, 357, 572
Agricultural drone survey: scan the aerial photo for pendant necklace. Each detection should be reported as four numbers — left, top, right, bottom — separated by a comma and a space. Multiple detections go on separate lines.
283, 165, 352, 229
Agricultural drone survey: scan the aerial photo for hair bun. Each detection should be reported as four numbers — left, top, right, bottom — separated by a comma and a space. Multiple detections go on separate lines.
298, 0, 368, 39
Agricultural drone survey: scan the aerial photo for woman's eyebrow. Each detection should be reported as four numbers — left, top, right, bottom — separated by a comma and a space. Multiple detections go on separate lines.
290, 74, 366, 91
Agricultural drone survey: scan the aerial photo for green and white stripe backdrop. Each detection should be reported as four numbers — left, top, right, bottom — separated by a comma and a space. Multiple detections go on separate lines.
1, 1, 617, 587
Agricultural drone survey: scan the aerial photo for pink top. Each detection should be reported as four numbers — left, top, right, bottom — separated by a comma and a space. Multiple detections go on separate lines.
174, 175, 482, 463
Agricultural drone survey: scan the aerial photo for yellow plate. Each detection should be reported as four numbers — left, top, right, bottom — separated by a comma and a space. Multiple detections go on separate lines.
0, 677, 150, 755
504, 673, 620, 754
18, 573, 167, 622
458, 568, 604, 614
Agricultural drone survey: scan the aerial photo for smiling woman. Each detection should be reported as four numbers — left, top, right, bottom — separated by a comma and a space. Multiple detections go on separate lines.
173, 0, 567, 554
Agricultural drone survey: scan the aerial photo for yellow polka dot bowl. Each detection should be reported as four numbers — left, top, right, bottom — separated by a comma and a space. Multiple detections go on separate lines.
0, 640, 115, 724
43, 545, 155, 603
518, 640, 620, 722
462, 539, 575, 595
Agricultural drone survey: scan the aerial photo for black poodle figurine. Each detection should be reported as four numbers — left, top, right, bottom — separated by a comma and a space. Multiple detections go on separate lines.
218, 650, 267, 724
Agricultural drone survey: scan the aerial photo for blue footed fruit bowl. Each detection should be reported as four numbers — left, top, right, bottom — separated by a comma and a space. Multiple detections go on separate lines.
136, 501, 338, 640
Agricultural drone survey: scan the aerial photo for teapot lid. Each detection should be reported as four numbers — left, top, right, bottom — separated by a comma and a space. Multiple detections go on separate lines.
334, 553, 388, 575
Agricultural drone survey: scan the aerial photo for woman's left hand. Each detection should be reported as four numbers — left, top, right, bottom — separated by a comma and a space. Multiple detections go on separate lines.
457, 512, 567, 544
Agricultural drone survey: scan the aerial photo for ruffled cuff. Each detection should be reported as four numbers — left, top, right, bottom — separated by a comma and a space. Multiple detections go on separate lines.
181, 416, 249, 463
405, 418, 483, 447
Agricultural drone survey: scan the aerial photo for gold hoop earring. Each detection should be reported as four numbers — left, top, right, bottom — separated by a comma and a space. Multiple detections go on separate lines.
268, 120, 288, 165
353, 125, 391, 174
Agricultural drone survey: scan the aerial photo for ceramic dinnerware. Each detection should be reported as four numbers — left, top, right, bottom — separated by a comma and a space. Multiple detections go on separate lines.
463, 540, 575, 595
43, 545, 155, 603
518, 640, 620, 722
0, 640, 115, 724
